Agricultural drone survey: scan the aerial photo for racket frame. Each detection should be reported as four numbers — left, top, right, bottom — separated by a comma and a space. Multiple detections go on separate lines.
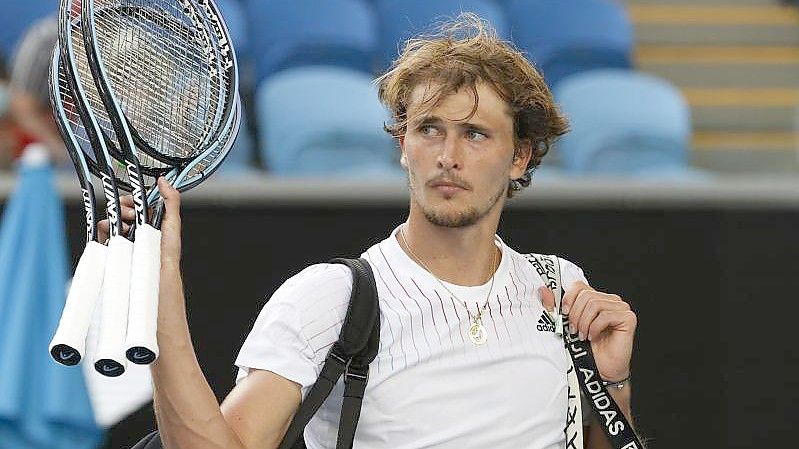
81, 0, 150, 227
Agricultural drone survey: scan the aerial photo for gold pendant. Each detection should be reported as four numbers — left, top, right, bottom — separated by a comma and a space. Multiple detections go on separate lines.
469, 321, 487, 345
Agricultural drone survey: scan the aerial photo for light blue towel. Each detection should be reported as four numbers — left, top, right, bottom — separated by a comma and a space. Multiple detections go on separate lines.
0, 155, 103, 448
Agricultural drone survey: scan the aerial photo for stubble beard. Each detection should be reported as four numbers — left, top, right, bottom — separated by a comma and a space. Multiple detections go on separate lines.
409, 172, 506, 228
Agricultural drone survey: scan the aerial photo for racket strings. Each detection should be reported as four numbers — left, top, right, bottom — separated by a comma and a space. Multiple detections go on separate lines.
92, 0, 224, 160
58, 65, 101, 167
69, 3, 169, 176
60, 55, 140, 192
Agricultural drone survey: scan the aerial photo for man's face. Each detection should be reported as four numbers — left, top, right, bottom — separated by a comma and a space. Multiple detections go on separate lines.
400, 82, 530, 228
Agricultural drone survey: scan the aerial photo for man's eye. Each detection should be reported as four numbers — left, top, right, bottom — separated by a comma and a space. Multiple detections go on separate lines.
420, 125, 439, 136
467, 130, 487, 141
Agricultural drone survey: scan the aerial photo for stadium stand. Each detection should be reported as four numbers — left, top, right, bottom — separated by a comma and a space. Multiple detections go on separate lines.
629, 1, 799, 173
0, 0, 796, 176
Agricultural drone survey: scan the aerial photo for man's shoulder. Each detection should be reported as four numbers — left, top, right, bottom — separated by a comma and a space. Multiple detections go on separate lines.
288, 262, 353, 284
281, 262, 353, 294
248, 263, 354, 321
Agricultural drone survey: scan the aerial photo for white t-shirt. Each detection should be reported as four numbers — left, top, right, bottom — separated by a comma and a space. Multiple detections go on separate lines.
235, 226, 591, 449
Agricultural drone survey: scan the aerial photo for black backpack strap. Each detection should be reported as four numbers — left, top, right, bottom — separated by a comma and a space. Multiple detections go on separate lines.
279, 350, 349, 449
279, 257, 380, 449
335, 258, 380, 449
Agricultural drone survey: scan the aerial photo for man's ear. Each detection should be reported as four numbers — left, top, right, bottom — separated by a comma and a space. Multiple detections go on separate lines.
399, 135, 407, 168
511, 139, 533, 179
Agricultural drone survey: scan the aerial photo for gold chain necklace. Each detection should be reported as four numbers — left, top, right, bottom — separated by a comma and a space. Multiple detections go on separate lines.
399, 225, 498, 345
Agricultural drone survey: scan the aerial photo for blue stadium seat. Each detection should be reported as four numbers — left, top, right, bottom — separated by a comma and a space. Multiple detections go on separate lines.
216, 0, 249, 59
256, 66, 400, 176
554, 69, 708, 179
0, 1, 55, 63
245, 0, 379, 83
375, 0, 508, 69
506, 0, 633, 87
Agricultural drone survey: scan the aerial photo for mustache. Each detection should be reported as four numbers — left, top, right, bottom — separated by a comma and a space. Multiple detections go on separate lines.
426, 173, 471, 190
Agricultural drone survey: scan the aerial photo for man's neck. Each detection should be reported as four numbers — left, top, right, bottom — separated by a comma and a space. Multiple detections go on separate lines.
398, 208, 502, 287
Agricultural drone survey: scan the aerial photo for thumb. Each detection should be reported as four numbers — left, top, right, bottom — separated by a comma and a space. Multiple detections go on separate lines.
539, 286, 555, 313
157, 177, 182, 261
158, 177, 181, 224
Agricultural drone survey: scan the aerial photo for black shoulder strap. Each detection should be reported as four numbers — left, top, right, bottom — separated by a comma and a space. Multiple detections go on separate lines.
279, 257, 380, 449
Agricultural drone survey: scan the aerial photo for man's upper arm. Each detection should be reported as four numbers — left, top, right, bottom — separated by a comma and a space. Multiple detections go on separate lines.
221, 369, 302, 449
225, 264, 353, 448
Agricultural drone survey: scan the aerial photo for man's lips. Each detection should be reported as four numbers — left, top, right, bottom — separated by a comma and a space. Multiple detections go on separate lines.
429, 180, 469, 195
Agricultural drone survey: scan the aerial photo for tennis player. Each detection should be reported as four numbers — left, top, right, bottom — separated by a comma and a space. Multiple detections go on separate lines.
106, 13, 638, 449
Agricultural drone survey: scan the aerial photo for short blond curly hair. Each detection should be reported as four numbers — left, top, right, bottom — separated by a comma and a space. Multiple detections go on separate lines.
375, 13, 568, 197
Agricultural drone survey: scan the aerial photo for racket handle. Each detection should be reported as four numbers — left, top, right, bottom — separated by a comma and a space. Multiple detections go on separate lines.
125, 224, 161, 364
94, 235, 133, 377
49, 241, 107, 366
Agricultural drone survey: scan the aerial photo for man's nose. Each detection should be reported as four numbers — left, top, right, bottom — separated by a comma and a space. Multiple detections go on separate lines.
437, 134, 462, 170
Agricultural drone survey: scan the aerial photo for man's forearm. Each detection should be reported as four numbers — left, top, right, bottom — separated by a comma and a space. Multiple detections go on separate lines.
150, 262, 245, 449
585, 385, 635, 449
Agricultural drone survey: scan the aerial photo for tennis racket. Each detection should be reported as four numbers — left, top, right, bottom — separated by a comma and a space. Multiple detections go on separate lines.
47, 46, 111, 367
80, 0, 239, 372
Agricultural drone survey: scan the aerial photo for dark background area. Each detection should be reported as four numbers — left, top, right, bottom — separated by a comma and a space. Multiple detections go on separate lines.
51, 202, 793, 449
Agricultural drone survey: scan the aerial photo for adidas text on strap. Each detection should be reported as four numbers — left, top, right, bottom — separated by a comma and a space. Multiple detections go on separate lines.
527, 254, 644, 449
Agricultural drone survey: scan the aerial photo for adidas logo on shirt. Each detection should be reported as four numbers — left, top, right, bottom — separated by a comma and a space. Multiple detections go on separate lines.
537, 311, 556, 332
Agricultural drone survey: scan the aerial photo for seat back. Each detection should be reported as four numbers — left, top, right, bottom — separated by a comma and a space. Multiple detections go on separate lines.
246, 0, 379, 82
256, 66, 398, 175
555, 69, 691, 175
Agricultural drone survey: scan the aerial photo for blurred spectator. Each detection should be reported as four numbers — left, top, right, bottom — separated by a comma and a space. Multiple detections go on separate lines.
5, 15, 67, 168
0, 52, 15, 169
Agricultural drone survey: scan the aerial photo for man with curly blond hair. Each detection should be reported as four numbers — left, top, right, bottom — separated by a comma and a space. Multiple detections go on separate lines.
116, 13, 639, 449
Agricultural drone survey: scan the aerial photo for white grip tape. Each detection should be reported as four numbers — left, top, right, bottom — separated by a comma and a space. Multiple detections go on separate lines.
94, 235, 133, 371
49, 241, 108, 363
125, 224, 162, 362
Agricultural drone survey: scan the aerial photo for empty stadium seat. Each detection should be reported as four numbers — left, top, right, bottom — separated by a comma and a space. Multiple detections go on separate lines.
375, 0, 508, 69
506, 0, 633, 88
256, 66, 400, 176
245, 0, 379, 83
554, 69, 708, 179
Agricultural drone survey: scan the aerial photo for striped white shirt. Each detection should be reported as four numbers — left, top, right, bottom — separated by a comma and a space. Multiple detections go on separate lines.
236, 225, 590, 448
